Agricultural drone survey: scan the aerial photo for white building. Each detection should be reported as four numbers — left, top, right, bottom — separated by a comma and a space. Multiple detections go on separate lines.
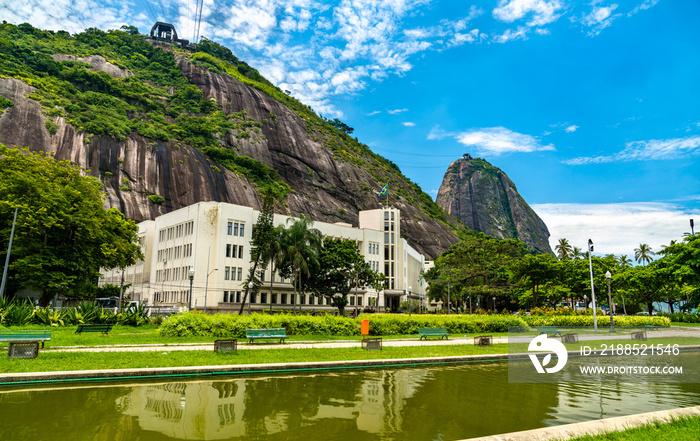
101, 202, 427, 313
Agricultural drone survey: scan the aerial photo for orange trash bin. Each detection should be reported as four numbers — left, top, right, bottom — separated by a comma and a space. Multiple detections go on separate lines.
361, 319, 369, 336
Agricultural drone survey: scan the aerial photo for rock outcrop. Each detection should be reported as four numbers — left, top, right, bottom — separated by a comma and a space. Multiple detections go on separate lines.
436, 154, 552, 254
0, 48, 461, 259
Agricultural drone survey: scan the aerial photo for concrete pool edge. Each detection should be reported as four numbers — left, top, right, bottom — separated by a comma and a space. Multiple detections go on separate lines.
0, 352, 517, 385
457, 405, 700, 441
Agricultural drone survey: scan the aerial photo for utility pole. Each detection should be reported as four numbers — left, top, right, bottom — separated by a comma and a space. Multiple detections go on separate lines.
0, 207, 19, 299
588, 239, 598, 333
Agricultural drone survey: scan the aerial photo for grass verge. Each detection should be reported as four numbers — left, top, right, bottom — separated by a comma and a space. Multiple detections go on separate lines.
0, 343, 509, 374
561, 415, 700, 441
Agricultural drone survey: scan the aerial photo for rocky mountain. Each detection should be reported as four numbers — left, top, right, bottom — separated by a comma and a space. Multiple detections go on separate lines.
0, 23, 462, 259
436, 154, 552, 254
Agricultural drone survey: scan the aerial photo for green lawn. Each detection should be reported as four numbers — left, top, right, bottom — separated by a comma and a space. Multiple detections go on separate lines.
0, 324, 509, 348
671, 322, 700, 327
0, 343, 510, 374
561, 415, 700, 441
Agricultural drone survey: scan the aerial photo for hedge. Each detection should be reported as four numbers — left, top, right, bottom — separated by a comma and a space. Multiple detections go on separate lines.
660, 313, 700, 323
523, 315, 670, 327
158, 312, 529, 337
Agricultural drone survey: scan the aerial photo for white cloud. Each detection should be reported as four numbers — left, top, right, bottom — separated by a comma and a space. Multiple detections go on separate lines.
533, 202, 698, 256
435, 126, 555, 156
565, 125, 578, 133
493, 0, 564, 27
579, 3, 621, 36
367, 110, 381, 116
628, 0, 660, 16
402, 122, 415, 127
388, 108, 409, 114
494, 26, 529, 43
564, 136, 700, 165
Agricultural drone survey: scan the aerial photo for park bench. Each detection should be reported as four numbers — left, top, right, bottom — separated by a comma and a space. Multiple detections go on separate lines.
418, 327, 449, 340
536, 326, 562, 337
0, 330, 52, 348
644, 324, 659, 331
245, 328, 288, 344
75, 324, 113, 335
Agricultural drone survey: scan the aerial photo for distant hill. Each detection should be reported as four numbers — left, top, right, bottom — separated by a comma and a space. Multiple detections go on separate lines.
436, 154, 552, 254
0, 22, 463, 259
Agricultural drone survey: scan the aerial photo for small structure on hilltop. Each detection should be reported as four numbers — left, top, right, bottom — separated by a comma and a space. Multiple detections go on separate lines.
147, 22, 192, 49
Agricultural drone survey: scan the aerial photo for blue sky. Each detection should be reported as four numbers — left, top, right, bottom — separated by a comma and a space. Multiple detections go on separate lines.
2, 0, 699, 257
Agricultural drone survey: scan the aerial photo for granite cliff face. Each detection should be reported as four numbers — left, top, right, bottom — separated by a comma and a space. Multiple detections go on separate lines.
436, 154, 552, 254
0, 49, 461, 259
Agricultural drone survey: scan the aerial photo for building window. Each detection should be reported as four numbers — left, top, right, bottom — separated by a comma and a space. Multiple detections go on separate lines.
261, 293, 267, 304
300, 295, 305, 305
224, 267, 230, 280
385, 232, 389, 243
227, 221, 232, 235
290, 294, 295, 305
350, 296, 355, 306
384, 211, 389, 220
237, 268, 243, 281
391, 233, 395, 244
239, 224, 245, 236
358, 297, 363, 306
251, 293, 257, 303
236, 291, 241, 303
309, 296, 314, 305
224, 291, 229, 302
226, 244, 232, 258
238, 245, 244, 258
384, 222, 389, 231
281, 293, 287, 304
272, 293, 278, 304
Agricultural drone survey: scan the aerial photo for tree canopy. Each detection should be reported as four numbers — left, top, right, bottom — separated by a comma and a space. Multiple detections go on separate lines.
0, 146, 142, 305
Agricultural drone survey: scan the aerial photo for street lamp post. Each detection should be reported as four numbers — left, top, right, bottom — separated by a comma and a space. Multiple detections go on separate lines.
588, 239, 598, 332
188, 267, 195, 311
584, 294, 588, 311
248, 281, 253, 314
605, 271, 614, 332
493, 296, 496, 312
203, 267, 218, 314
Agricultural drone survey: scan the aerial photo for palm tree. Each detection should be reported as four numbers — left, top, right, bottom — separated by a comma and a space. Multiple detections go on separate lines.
555, 238, 573, 260
279, 215, 322, 312
634, 243, 655, 265
572, 247, 585, 260
617, 254, 632, 267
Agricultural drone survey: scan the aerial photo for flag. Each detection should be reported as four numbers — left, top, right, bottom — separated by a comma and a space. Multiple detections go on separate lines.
378, 185, 388, 197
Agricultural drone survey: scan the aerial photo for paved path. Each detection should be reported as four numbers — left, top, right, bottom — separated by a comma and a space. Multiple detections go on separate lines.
45, 327, 700, 353
49, 336, 504, 353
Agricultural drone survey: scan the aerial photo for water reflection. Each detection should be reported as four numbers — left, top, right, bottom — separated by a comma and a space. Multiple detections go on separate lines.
0, 361, 699, 441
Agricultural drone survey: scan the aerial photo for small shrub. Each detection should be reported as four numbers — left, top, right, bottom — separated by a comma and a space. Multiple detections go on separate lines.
119, 185, 131, 192
45, 119, 58, 135
149, 194, 166, 204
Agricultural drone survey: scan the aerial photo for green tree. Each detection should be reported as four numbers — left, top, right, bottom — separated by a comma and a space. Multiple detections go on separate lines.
615, 263, 669, 313
511, 254, 559, 308
658, 234, 700, 310
0, 146, 142, 305
427, 232, 525, 311
239, 190, 275, 314
308, 237, 381, 315
634, 243, 655, 265
555, 238, 573, 260
277, 215, 322, 312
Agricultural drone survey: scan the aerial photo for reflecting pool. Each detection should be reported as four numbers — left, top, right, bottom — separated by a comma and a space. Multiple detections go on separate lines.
1, 360, 699, 441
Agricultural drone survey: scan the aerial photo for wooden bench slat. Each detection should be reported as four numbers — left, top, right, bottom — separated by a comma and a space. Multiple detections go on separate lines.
75, 324, 113, 335
417, 327, 449, 340
245, 328, 288, 344
0, 331, 52, 348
